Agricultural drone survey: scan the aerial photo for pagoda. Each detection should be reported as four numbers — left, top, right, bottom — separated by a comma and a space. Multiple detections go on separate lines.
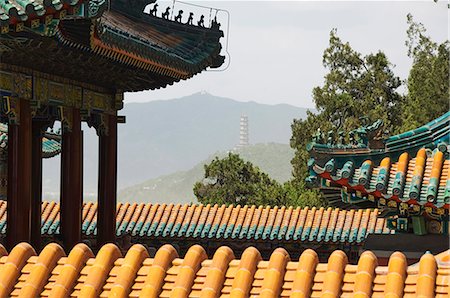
0, 0, 224, 251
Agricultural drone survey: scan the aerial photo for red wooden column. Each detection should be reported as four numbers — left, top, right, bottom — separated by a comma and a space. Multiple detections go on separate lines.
98, 114, 117, 245
6, 98, 32, 250
31, 121, 44, 250
60, 108, 83, 251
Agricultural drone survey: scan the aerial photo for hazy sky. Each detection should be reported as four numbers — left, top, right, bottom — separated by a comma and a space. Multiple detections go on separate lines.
127, 0, 448, 108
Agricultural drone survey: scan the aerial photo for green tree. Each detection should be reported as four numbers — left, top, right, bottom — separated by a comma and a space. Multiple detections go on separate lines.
312, 29, 403, 134
399, 14, 449, 132
282, 180, 326, 208
291, 29, 403, 184
194, 153, 327, 207
290, 112, 330, 182
193, 153, 285, 206
291, 15, 448, 187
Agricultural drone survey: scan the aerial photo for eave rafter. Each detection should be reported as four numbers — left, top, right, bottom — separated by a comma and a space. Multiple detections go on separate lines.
1, 0, 225, 92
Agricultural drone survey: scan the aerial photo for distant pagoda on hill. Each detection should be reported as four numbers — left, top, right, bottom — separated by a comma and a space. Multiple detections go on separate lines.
235, 114, 249, 149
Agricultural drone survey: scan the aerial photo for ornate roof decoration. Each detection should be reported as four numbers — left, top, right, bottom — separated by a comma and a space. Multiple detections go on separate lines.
312, 147, 449, 209
0, 201, 392, 244
0, 0, 89, 33
0, 242, 448, 297
1, 0, 225, 92
0, 123, 61, 158
308, 112, 449, 170
308, 113, 450, 234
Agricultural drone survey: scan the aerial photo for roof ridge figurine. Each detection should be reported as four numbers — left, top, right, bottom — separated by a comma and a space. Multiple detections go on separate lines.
307, 112, 450, 236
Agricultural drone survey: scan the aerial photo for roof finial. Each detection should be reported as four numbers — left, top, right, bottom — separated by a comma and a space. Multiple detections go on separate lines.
149, 3, 158, 16
162, 6, 170, 19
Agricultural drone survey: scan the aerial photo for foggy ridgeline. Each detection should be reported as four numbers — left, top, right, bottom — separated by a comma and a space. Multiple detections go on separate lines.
42, 92, 309, 202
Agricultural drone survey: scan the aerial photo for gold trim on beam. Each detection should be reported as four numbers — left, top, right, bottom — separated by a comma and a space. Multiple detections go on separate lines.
0, 71, 13, 92
0, 71, 32, 100
0, 68, 121, 116
0, 63, 114, 94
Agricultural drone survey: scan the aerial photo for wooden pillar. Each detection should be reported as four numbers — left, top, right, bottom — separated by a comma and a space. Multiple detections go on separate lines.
98, 114, 117, 245
60, 108, 83, 251
6, 98, 32, 249
31, 121, 43, 250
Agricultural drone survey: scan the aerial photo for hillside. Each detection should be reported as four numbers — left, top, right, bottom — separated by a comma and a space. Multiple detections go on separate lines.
42, 92, 308, 198
119, 143, 294, 203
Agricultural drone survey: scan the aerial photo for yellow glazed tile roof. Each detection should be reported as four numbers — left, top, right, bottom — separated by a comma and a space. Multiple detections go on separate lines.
312, 147, 450, 210
308, 112, 450, 210
0, 242, 448, 297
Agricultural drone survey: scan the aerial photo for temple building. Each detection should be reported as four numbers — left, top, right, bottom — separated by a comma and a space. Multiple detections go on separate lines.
307, 112, 449, 259
0, 0, 225, 252
0, 0, 448, 295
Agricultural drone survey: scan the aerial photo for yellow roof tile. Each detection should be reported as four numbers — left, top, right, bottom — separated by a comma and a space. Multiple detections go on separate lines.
0, 243, 448, 297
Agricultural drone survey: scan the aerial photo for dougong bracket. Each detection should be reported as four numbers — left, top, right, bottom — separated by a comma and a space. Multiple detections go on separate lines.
1, 96, 20, 125
88, 113, 109, 136
115, 92, 124, 111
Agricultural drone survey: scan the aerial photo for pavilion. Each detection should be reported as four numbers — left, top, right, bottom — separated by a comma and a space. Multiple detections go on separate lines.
0, 0, 224, 251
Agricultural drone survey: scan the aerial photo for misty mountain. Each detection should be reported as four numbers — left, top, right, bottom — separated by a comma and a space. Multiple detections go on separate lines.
42, 92, 308, 200
119, 143, 295, 204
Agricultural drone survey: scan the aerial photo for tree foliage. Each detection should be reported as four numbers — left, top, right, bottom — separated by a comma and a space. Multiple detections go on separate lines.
290, 112, 330, 182
291, 16, 449, 184
194, 153, 326, 207
282, 180, 326, 208
291, 29, 403, 183
195, 15, 448, 208
193, 153, 285, 206
399, 14, 449, 132
313, 29, 403, 134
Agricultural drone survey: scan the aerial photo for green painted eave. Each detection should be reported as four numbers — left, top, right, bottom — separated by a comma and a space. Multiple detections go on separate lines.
309, 112, 450, 169
0, 0, 83, 26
